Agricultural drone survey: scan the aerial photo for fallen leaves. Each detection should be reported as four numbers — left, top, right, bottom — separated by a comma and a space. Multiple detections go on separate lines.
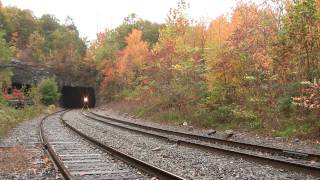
0, 146, 33, 173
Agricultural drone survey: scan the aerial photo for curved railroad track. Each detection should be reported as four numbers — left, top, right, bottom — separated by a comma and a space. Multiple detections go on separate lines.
83, 110, 320, 177
39, 110, 183, 180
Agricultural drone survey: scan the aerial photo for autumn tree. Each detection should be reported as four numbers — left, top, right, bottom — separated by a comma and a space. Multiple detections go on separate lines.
146, 0, 208, 111
275, 0, 320, 81
205, 16, 233, 88
91, 0, 320, 136
49, 26, 86, 80
113, 29, 149, 88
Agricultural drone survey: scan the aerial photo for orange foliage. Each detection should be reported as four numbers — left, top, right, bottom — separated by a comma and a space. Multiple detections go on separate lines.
207, 16, 232, 44
116, 29, 149, 79
102, 29, 149, 87
124, 29, 149, 67
229, 2, 277, 71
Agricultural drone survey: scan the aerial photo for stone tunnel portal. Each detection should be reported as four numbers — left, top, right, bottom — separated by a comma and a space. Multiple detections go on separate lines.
61, 86, 96, 108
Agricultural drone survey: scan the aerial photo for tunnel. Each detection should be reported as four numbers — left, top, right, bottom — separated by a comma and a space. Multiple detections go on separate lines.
61, 86, 96, 108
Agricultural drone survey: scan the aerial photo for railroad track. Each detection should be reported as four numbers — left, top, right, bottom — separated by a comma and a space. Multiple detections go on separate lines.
83, 110, 320, 177
39, 111, 183, 180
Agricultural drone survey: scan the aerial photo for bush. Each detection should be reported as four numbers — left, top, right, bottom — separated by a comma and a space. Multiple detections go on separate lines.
277, 96, 294, 116
38, 78, 60, 105
233, 109, 262, 129
211, 105, 262, 129
0, 92, 6, 105
212, 105, 234, 123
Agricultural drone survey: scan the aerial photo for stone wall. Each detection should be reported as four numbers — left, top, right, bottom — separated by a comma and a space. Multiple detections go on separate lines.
0, 59, 54, 85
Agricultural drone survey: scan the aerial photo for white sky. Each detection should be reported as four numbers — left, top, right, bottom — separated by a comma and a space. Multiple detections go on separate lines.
2, 0, 257, 40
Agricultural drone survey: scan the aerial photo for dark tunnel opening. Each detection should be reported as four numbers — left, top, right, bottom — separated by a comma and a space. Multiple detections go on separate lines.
61, 86, 96, 108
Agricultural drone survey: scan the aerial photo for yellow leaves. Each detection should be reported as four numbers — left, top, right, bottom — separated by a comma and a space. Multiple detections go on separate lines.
207, 16, 231, 45
10, 32, 18, 47
172, 64, 183, 72
317, 0, 320, 10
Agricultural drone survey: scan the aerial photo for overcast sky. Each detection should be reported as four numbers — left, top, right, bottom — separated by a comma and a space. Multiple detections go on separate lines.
2, 0, 257, 40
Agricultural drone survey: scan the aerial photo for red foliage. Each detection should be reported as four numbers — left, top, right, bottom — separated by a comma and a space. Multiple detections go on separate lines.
97, 32, 106, 42
2, 89, 25, 100
143, 79, 150, 85
293, 82, 320, 112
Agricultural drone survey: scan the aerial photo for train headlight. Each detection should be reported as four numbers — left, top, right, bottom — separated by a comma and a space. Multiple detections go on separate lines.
84, 96, 88, 103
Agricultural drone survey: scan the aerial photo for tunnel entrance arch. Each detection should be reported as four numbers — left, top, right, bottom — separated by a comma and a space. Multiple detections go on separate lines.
61, 86, 96, 108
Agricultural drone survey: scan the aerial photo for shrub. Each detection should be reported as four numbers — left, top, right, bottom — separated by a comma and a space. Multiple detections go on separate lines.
0, 92, 6, 105
212, 105, 234, 123
275, 126, 297, 138
234, 110, 262, 129
293, 82, 320, 113
277, 96, 294, 116
38, 78, 60, 105
211, 105, 262, 129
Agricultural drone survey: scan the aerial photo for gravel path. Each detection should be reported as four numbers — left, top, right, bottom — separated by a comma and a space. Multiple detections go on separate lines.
93, 107, 320, 155
0, 116, 56, 179
65, 110, 315, 179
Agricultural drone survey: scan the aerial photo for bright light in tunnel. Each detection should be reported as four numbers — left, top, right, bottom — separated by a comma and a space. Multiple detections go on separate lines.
84, 96, 88, 103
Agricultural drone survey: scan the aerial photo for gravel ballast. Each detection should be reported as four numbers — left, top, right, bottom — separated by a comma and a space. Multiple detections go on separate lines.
0, 116, 56, 179
93, 107, 320, 155
65, 110, 315, 179
44, 111, 150, 179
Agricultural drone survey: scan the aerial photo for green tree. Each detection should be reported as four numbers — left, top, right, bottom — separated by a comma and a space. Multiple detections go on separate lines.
27, 31, 46, 62
0, 31, 12, 94
38, 78, 60, 105
39, 14, 60, 38
0, 31, 11, 62
114, 14, 163, 49
1, 7, 36, 50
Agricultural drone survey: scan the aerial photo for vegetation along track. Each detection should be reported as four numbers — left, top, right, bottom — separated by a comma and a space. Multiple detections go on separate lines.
83, 110, 320, 177
39, 110, 184, 180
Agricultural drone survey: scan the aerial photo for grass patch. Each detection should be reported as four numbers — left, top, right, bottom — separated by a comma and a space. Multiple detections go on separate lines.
274, 126, 297, 138
193, 105, 263, 131
152, 110, 184, 123
133, 106, 148, 118
273, 122, 316, 138
0, 105, 44, 137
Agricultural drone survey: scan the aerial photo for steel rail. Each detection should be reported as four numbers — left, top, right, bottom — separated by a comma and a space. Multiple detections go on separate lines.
61, 111, 184, 180
88, 111, 320, 161
84, 111, 320, 177
39, 110, 74, 180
